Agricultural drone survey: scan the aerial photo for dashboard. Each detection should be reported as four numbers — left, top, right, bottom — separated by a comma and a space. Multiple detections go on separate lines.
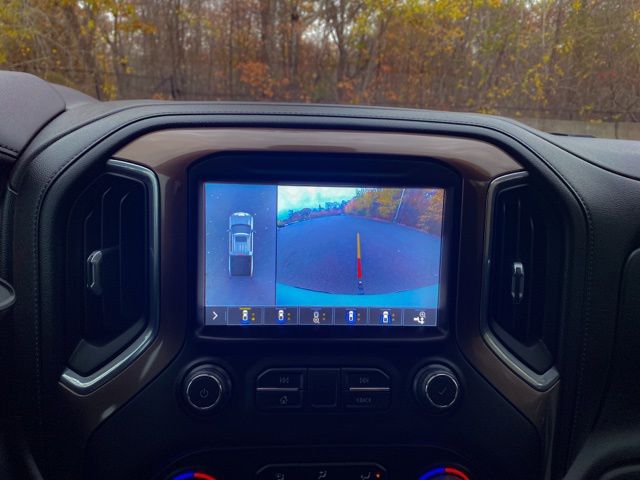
2, 72, 640, 480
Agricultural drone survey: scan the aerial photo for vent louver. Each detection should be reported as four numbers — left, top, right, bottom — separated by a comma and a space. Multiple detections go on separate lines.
487, 181, 561, 376
65, 169, 151, 378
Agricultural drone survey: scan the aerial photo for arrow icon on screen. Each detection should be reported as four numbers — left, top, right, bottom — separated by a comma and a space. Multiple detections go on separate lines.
211, 311, 218, 321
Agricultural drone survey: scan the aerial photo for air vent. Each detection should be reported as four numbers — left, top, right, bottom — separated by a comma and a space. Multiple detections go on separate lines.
63, 161, 157, 385
487, 178, 562, 377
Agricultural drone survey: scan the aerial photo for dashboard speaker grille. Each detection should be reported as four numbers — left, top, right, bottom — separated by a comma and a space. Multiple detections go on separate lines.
65, 170, 150, 376
488, 181, 562, 375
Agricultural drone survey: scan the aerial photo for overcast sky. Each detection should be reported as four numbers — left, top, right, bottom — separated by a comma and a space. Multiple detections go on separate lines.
277, 186, 358, 218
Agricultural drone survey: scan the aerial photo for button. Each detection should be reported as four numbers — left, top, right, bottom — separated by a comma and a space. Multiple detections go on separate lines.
343, 464, 388, 479
425, 373, 459, 409
335, 307, 367, 325
256, 464, 303, 480
264, 307, 298, 325
257, 369, 305, 389
187, 375, 222, 409
256, 389, 303, 410
256, 464, 387, 480
309, 369, 339, 408
204, 306, 227, 326
404, 308, 437, 327
344, 390, 390, 410
343, 369, 390, 389
299, 307, 333, 325
228, 307, 262, 325
415, 365, 460, 411
183, 366, 231, 413
369, 308, 401, 326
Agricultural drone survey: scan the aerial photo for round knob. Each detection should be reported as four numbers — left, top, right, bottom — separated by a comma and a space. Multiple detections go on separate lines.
183, 365, 231, 413
415, 365, 460, 411
418, 466, 469, 480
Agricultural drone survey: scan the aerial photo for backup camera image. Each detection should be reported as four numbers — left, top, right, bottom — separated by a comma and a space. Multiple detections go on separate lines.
275, 186, 443, 307
204, 184, 277, 306
203, 182, 445, 325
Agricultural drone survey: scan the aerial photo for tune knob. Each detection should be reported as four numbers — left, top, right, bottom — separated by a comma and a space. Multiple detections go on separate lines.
183, 365, 231, 413
415, 365, 460, 411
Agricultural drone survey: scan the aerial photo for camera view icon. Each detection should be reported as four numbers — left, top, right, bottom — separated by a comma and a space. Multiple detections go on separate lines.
264, 307, 297, 325
372, 308, 399, 325
346, 309, 357, 324
299, 308, 332, 325
227, 307, 260, 325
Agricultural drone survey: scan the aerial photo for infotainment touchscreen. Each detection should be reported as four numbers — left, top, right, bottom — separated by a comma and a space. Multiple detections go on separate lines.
202, 184, 445, 327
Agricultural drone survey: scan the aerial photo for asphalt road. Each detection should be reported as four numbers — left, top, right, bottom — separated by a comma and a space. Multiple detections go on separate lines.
276, 215, 441, 295
204, 183, 277, 306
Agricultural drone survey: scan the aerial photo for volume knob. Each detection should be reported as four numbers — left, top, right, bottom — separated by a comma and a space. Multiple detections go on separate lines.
415, 365, 460, 411
183, 365, 231, 413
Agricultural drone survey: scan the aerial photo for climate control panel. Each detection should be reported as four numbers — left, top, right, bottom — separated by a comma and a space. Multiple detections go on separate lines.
257, 463, 387, 479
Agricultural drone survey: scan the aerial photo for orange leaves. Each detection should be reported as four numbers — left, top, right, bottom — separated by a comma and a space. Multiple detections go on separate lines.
238, 61, 279, 99
1, 0, 639, 125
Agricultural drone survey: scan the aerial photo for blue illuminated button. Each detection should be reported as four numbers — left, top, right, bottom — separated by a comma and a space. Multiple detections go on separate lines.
264, 307, 298, 325
370, 308, 401, 326
335, 307, 366, 325
227, 307, 262, 325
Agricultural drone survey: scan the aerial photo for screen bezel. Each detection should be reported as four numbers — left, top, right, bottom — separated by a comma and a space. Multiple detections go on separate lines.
189, 151, 460, 340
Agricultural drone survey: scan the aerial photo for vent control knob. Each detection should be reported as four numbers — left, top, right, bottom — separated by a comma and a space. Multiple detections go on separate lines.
183, 365, 231, 413
415, 365, 460, 411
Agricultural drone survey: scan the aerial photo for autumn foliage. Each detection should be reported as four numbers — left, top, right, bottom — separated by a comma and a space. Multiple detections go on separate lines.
1, 0, 639, 122
279, 188, 443, 235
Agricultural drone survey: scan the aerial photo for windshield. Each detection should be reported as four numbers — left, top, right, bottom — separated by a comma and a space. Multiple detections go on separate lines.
2, 1, 638, 139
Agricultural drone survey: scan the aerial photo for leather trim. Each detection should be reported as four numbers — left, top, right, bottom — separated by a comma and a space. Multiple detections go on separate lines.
0, 71, 66, 160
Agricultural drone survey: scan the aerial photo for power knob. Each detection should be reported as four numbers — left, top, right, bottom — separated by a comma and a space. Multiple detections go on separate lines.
415, 365, 460, 411
183, 365, 231, 413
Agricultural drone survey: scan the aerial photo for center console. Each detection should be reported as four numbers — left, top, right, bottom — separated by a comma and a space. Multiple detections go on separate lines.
52, 128, 558, 480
